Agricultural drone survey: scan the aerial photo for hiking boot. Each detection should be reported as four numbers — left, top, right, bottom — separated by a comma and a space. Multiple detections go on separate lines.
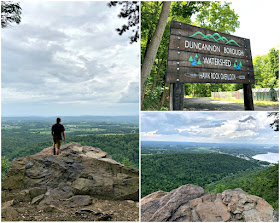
53, 147, 56, 155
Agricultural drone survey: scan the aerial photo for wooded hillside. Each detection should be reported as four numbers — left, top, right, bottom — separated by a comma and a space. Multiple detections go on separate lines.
141, 153, 260, 197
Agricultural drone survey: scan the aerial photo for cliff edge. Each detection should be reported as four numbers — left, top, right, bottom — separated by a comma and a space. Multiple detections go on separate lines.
2, 142, 139, 221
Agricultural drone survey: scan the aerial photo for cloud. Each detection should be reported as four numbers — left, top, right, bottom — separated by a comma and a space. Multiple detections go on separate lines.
141, 112, 278, 144
157, 128, 180, 135
119, 81, 139, 103
141, 130, 158, 137
2, 1, 139, 116
199, 122, 225, 128
239, 115, 256, 122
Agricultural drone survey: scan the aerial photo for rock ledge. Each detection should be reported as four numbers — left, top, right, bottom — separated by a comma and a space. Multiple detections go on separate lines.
141, 184, 278, 222
2, 143, 139, 221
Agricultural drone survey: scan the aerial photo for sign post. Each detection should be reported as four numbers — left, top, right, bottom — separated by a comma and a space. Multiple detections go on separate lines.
243, 84, 254, 110
172, 83, 184, 110
166, 20, 255, 110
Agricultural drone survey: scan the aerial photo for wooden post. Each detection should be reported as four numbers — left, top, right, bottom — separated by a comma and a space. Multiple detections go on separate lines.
173, 83, 184, 110
243, 84, 254, 110
169, 84, 173, 111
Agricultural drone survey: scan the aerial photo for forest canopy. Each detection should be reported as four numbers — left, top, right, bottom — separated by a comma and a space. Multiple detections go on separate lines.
206, 164, 279, 211
141, 153, 260, 197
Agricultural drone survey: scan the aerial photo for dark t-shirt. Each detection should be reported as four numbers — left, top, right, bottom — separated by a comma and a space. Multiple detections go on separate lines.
52, 123, 65, 140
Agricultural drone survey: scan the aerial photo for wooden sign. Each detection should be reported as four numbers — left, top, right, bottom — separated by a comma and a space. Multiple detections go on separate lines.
166, 21, 255, 84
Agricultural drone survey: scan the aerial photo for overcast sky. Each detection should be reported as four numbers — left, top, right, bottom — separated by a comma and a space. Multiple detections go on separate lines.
2, 1, 279, 116
141, 112, 279, 145
2, 1, 139, 117
230, 0, 279, 57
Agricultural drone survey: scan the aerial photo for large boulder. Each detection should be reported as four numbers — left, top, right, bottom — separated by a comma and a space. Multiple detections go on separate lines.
2, 143, 139, 206
141, 184, 278, 222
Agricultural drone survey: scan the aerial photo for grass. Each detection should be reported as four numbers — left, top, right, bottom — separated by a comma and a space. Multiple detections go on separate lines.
197, 147, 212, 151
101, 133, 125, 136
2, 126, 21, 129
210, 97, 279, 107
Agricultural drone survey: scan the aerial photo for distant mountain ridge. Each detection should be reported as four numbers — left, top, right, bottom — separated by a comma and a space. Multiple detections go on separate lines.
2, 115, 139, 123
142, 140, 278, 148
141, 141, 278, 161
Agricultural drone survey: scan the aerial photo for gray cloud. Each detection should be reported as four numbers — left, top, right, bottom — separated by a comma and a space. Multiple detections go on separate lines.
141, 112, 278, 144
2, 1, 139, 116
199, 123, 225, 128
119, 82, 139, 103
239, 116, 256, 122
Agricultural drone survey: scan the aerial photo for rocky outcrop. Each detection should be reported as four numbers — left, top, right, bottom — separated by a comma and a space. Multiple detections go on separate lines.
141, 184, 278, 222
2, 143, 139, 221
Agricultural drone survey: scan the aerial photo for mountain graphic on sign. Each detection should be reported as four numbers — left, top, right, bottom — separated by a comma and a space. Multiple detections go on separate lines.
189, 32, 241, 47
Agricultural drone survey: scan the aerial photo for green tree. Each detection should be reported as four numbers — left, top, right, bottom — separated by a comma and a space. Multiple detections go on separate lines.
122, 157, 134, 167
195, 1, 239, 33
253, 48, 279, 88
2, 156, 11, 181
141, 1, 171, 105
141, 153, 259, 197
108, 1, 139, 44
268, 112, 279, 132
206, 164, 279, 211
1, 1, 21, 28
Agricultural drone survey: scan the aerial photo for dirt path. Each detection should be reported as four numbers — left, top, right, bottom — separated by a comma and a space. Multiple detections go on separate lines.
183, 98, 278, 111
9, 199, 139, 221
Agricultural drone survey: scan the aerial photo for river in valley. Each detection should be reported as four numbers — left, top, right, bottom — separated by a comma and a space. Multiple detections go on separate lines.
252, 152, 279, 163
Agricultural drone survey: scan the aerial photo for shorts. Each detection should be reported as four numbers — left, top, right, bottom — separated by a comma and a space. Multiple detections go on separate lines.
53, 139, 62, 150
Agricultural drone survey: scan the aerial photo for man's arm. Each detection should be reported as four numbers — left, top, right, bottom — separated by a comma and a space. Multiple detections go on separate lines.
62, 131, 65, 142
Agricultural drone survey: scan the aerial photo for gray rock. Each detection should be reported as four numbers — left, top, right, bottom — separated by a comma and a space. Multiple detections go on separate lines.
40, 187, 73, 206
40, 205, 63, 213
69, 195, 92, 207
29, 187, 47, 199
79, 208, 94, 213
2, 206, 19, 221
31, 194, 45, 205
2, 200, 14, 208
148, 184, 204, 222
13, 189, 31, 202
140, 191, 168, 222
72, 178, 94, 194
2, 143, 139, 212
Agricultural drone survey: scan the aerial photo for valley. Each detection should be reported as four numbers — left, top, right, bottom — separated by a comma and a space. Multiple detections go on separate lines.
141, 141, 279, 211
1, 116, 139, 180
141, 141, 278, 165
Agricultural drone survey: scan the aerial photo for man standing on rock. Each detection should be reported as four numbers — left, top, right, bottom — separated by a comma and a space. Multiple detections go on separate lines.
51, 117, 65, 155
